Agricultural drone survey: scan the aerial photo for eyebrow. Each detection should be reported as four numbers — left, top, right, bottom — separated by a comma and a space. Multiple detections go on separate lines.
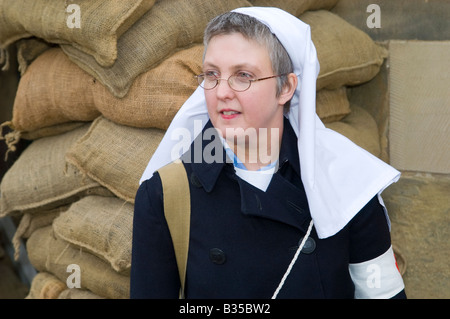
202, 62, 263, 74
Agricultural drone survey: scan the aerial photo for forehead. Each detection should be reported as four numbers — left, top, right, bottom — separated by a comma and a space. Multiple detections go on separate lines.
203, 33, 272, 72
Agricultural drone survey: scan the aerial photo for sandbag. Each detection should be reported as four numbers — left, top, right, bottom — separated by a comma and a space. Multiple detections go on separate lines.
61, 0, 252, 97
26, 272, 66, 299
248, 0, 339, 16
61, 3, 386, 98
9, 48, 101, 134
300, 10, 388, 90
15, 209, 64, 241
12, 206, 67, 260
20, 122, 87, 141
9, 45, 203, 134
65, 117, 165, 203
16, 37, 53, 75
316, 87, 350, 123
0, 0, 156, 67
94, 45, 203, 130
0, 124, 113, 217
53, 196, 133, 274
27, 226, 130, 299
325, 105, 381, 158
58, 288, 104, 299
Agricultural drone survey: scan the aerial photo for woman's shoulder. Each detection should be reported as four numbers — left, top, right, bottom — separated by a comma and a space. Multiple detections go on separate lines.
136, 171, 164, 203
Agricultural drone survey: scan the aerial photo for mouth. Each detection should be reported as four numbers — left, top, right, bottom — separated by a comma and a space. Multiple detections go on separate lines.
220, 109, 240, 119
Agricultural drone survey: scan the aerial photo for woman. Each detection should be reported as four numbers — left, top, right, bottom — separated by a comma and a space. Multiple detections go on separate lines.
131, 7, 406, 299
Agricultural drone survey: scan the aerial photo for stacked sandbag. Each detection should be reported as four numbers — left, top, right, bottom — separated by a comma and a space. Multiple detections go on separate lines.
0, 1, 388, 299
0, 125, 117, 299
299, 9, 387, 158
25, 272, 67, 299
27, 226, 130, 299
0, 0, 158, 67
6, 9, 386, 155
9, 46, 204, 134
0, 0, 254, 299
0, 125, 113, 218
26, 271, 104, 299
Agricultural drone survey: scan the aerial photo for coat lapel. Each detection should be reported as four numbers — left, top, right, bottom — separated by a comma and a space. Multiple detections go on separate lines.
238, 173, 311, 233
189, 118, 312, 233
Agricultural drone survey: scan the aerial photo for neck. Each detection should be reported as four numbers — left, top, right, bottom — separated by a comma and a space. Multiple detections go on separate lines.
228, 126, 283, 171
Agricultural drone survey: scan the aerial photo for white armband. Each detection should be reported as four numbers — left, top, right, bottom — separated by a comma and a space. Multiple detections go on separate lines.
349, 246, 405, 299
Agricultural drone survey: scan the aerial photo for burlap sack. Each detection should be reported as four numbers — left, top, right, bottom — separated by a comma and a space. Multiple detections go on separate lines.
58, 288, 104, 299
12, 207, 67, 260
53, 196, 133, 274
15, 210, 64, 240
20, 122, 87, 141
0, 47, 8, 71
61, 0, 252, 97
0, 0, 156, 67
16, 37, 53, 75
0, 124, 113, 217
299, 10, 388, 90
248, 0, 339, 16
26, 272, 66, 299
65, 117, 165, 203
10, 48, 101, 134
316, 87, 350, 123
27, 226, 130, 299
325, 105, 381, 158
10, 45, 203, 134
94, 44, 204, 130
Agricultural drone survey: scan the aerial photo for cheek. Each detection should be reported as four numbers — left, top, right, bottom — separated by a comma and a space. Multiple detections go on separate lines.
242, 92, 277, 122
205, 91, 217, 117
204, 90, 215, 105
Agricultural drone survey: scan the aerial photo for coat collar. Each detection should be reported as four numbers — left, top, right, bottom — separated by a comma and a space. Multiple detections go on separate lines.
184, 117, 311, 233
181, 120, 229, 193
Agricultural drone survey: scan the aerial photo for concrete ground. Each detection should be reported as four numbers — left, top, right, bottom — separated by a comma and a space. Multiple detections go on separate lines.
383, 171, 450, 299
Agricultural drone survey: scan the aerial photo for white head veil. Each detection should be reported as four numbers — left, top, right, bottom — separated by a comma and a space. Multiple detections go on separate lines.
139, 7, 400, 239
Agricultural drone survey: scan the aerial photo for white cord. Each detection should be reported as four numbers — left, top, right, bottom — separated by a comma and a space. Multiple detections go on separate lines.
271, 219, 314, 299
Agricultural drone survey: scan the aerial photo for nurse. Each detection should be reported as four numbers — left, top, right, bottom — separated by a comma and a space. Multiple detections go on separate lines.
131, 7, 406, 299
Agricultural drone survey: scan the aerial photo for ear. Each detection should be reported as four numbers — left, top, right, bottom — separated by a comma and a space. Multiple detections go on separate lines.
278, 73, 298, 106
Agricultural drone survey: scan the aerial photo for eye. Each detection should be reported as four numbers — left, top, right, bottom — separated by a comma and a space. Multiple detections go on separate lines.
235, 71, 253, 80
204, 70, 220, 79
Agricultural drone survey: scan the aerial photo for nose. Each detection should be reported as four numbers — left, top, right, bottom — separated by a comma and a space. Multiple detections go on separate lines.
215, 78, 235, 100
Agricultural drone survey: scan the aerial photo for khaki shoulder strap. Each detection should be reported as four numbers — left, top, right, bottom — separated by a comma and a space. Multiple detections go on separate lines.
157, 159, 190, 298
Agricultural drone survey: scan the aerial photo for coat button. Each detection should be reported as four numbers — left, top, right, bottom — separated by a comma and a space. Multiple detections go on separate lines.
209, 248, 226, 265
299, 237, 316, 254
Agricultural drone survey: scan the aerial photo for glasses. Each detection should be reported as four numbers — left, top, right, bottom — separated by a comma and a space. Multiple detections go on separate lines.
195, 73, 286, 92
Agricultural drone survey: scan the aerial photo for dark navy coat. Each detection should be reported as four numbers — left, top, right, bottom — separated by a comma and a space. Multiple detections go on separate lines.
131, 119, 406, 299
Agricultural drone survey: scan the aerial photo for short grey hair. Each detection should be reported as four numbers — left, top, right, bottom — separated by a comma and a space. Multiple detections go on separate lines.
203, 11, 293, 99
